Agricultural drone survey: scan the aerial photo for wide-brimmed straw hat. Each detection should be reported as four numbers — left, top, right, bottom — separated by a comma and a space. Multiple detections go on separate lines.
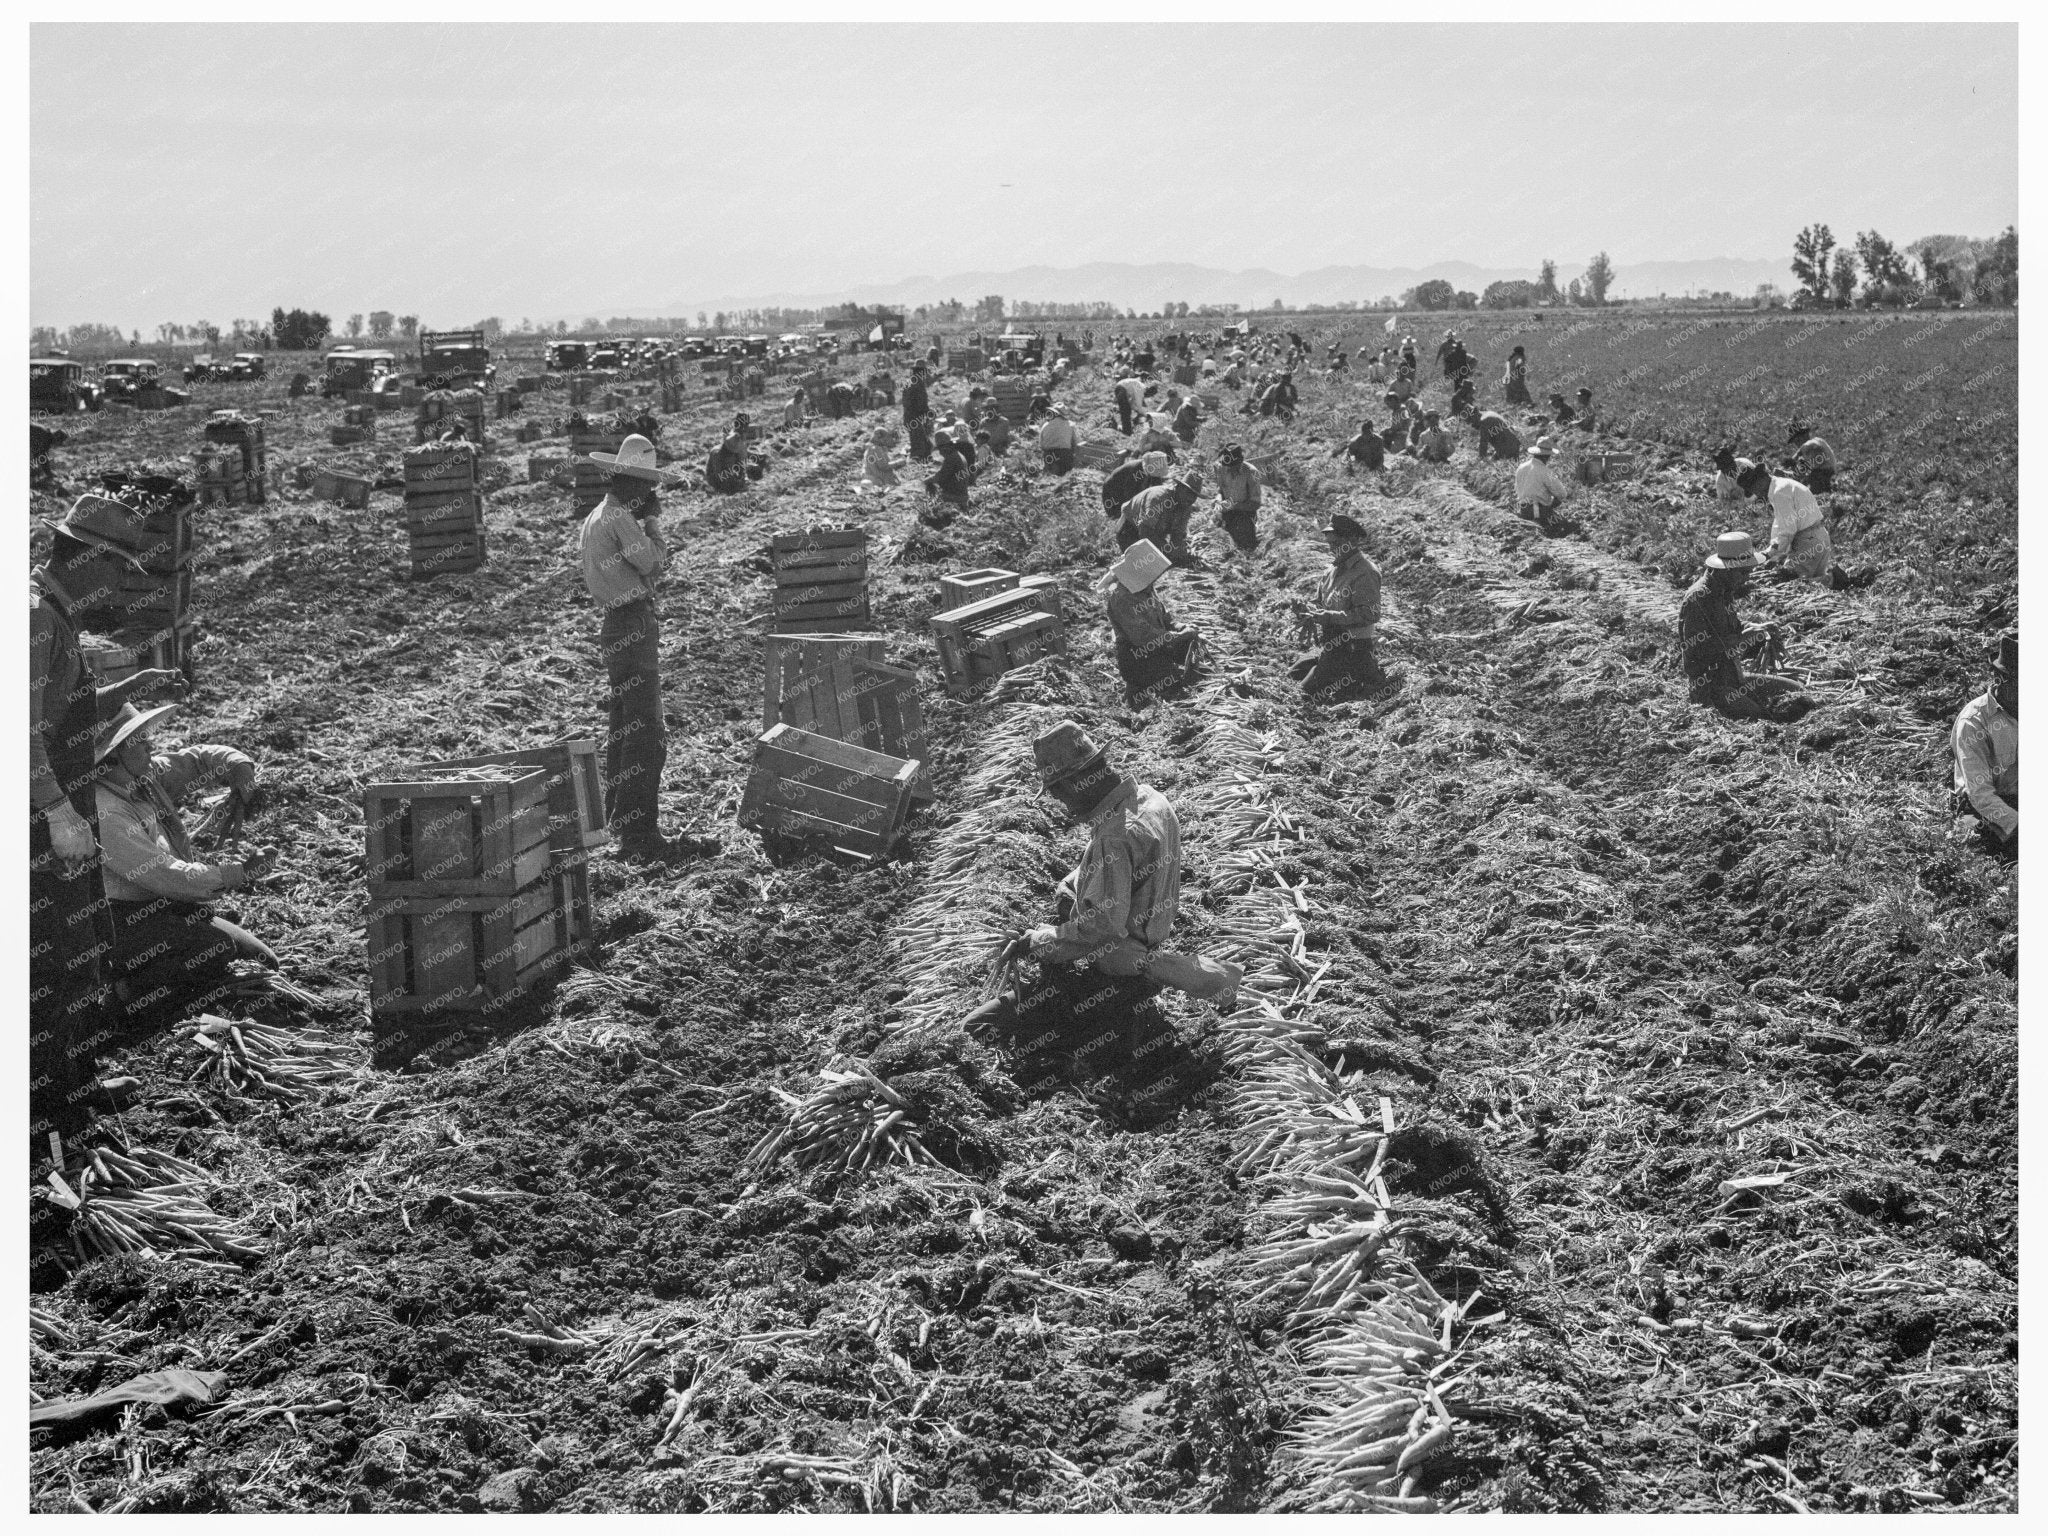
44, 493, 151, 570
95, 700, 177, 763
582, 434, 676, 482
1705, 531, 1761, 570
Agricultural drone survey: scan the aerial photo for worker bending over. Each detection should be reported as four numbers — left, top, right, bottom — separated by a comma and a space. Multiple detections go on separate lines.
1103, 539, 1203, 702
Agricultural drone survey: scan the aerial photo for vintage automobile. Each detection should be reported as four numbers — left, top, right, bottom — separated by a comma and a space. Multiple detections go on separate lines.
230, 352, 268, 381
742, 334, 771, 359
418, 330, 495, 389
319, 347, 399, 398
99, 358, 163, 401
30, 357, 101, 413
547, 340, 591, 372
680, 336, 712, 358
588, 343, 623, 371
184, 354, 224, 384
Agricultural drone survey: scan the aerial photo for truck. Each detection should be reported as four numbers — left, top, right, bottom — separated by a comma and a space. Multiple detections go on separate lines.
230, 352, 268, 381
99, 359, 164, 401
547, 340, 591, 372
320, 347, 400, 399
418, 329, 496, 389
30, 357, 101, 413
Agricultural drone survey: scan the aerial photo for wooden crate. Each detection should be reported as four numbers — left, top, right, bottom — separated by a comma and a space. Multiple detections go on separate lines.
1573, 451, 1637, 485
930, 588, 1069, 693
365, 854, 591, 1017
407, 739, 607, 854
738, 723, 919, 860
116, 567, 192, 629
528, 453, 567, 485
761, 636, 932, 802
770, 527, 870, 631
78, 621, 196, 686
989, 380, 1032, 426
364, 768, 552, 897
410, 532, 488, 577
1018, 573, 1064, 623
311, 466, 373, 509
949, 349, 985, 375
569, 432, 627, 515
1072, 440, 1121, 472
404, 443, 479, 489
134, 504, 192, 572
938, 567, 1019, 609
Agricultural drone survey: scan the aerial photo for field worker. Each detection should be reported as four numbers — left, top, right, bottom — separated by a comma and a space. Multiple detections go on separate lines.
1200, 354, 1219, 379
1119, 469, 1203, 557
923, 432, 972, 524
1503, 345, 1532, 406
1677, 532, 1815, 723
981, 405, 1011, 456
962, 722, 1240, 1034
1465, 406, 1523, 461
1414, 411, 1452, 463
1548, 391, 1577, 429
828, 380, 859, 420
781, 389, 808, 430
1289, 514, 1387, 695
1220, 357, 1245, 391
1172, 391, 1201, 445
1114, 372, 1146, 435
901, 362, 934, 461
1135, 407, 1180, 461
32, 493, 187, 1134
1448, 372, 1477, 417
579, 435, 708, 860
1573, 387, 1596, 432
1257, 371, 1297, 421
869, 368, 896, 405
1387, 364, 1415, 405
1737, 461, 1832, 582
862, 427, 899, 488
1712, 444, 1756, 502
1364, 348, 1389, 385
1335, 419, 1387, 471
706, 416, 751, 494
92, 701, 278, 1019
1102, 538, 1204, 701
1952, 631, 2017, 852
1102, 450, 1168, 525
1436, 329, 1460, 375
1210, 445, 1264, 553
1515, 436, 1570, 530
973, 430, 998, 477
1039, 403, 1078, 474
1785, 421, 1837, 493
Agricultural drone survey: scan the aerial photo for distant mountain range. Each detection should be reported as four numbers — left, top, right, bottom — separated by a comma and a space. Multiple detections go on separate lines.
646, 258, 1790, 318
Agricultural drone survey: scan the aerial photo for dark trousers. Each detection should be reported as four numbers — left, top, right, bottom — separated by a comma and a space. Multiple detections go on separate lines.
1113, 522, 1145, 552
907, 419, 933, 460
30, 812, 112, 1133
1116, 630, 1200, 699
1043, 447, 1074, 475
1291, 636, 1385, 695
1220, 505, 1260, 552
108, 898, 274, 1017
1691, 674, 1813, 723
1116, 392, 1135, 435
599, 598, 666, 851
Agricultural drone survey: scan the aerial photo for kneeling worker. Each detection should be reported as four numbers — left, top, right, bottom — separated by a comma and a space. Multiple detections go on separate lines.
92, 702, 277, 1015
1039, 403, 1079, 474
1677, 532, 1815, 723
1289, 514, 1386, 695
1103, 538, 1203, 701
1952, 631, 2017, 853
966, 723, 1240, 1032
1118, 468, 1202, 557
1514, 435, 1569, 531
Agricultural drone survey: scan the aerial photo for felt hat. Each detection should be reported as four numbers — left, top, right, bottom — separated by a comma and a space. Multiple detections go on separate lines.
1321, 513, 1367, 542
1219, 443, 1245, 464
44, 493, 151, 570
1531, 435, 1557, 459
1992, 630, 2017, 678
1705, 530, 1761, 570
582, 433, 675, 482
95, 700, 177, 764
1033, 720, 1109, 785
1049, 403, 1067, 417
1141, 450, 1170, 478
1576, 387, 1592, 400
1105, 538, 1172, 594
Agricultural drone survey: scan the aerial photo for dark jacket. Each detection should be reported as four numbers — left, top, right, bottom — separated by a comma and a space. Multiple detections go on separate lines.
900, 379, 929, 423
1101, 461, 1158, 518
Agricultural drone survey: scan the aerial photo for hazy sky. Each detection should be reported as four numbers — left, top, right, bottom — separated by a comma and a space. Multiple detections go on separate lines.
31, 23, 2017, 330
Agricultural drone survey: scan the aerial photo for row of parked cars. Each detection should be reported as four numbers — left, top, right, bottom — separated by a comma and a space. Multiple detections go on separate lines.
29, 353, 265, 412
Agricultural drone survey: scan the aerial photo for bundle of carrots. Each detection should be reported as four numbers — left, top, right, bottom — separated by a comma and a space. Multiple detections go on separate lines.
40, 1141, 260, 1265
746, 1064, 935, 1175
187, 1014, 361, 1102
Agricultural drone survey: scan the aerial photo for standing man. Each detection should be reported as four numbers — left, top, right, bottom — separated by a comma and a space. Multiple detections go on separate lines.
577, 435, 705, 861
1952, 631, 2017, 853
901, 362, 934, 462
1213, 445, 1265, 554
1289, 514, 1386, 696
1115, 371, 1147, 436
31, 494, 183, 1140
1676, 532, 1815, 723
1514, 435, 1570, 531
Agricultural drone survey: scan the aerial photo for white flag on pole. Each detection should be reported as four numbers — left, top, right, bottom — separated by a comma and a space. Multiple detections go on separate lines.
1384, 314, 1398, 334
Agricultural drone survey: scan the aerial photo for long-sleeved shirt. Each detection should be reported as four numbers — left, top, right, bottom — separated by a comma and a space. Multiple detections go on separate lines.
1116, 377, 1146, 410
900, 379, 929, 423
1038, 415, 1078, 451
1761, 475, 1825, 565
1120, 485, 1192, 551
1339, 432, 1385, 469
1952, 690, 2018, 837
1514, 456, 1568, 508
578, 493, 665, 611
30, 570, 88, 813
1107, 581, 1175, 656
781, 397, 807, 428
1036, 780, 1182, 965
1677, 574, 1748, 696
1793, 436, 1837, 475
1215, 460, 1263, 511
1475, 412, 1522, 459
95, 744, 254, 903
1315, 548, 1381, 639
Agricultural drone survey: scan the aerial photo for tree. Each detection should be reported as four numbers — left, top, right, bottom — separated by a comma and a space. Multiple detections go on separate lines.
581, 317, 602, 332
270, 307, 331, 350
975, 294, 1005, 321
475, 317, 504, 340
156, 322, 180, 344
1536, 260, 1559, 303
1790, 224, 1836, 303
1853, 229, 1917, 305
1829, 248, 1858, 307
368, 310, 394, 339
1454, 291, 1479, 310
1584, 251, 1616, 305
1753, 283, 1784, 310
345, 313, 364, 338
695, 312, 708, 328
1972, 225, 2018, 305
1402, 278, 1458, 311
1482, 279, 1541, 309
195, 320, 220, 348
1566, 277, 1585, 305
398, 316, 419, 339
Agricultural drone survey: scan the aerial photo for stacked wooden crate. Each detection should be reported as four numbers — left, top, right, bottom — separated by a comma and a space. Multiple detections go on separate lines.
949, 348, 986, 375
761, 633, 932, 802
938, 567, 1020, 609
568, 426, 627, 517
929, 585, 1067, 694
415, 388, 486, 449
989, 378, 1032, 426
770, 526, 870, 634
404, 443, 486, 577
84, 494, 200, 683
331, 403, 378, 446
363, 763, 590, 1019
738, 723, 921, 861
196, 412, 266, 505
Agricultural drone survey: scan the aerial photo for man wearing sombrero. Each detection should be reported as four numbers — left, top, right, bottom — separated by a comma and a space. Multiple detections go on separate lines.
1677, 531, 1815, 723
577, 434, 713, 861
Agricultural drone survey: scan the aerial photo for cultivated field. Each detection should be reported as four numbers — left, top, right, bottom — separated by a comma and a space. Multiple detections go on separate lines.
27, 311, 2016, 1513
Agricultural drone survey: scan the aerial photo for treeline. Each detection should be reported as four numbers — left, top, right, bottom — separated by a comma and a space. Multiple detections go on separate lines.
1788, 224, 2016, 309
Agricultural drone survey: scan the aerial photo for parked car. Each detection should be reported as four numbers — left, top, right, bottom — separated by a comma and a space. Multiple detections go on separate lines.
320, 347, 399, 398
231, 352, 268, 380
417, 330, 495, 389
30, 357, 101, 413
547, 340, 591, 372
589, 344, 623, 370
99, 359, 163, 401
681, 336, 711, 358
184, 354, 223, 384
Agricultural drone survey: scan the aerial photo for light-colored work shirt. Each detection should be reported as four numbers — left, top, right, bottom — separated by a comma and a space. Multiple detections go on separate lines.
1952, 690, 2018, 837
1215, 460, 1263, 512
1035, 780, 1182, 965
578, 493, 665, 611
1514, 456, 1568, 508
1316, 548, 1382, 640
1762, 475, 1825, 565
95, 744, 254, 903
1038, 415, 1077, 451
